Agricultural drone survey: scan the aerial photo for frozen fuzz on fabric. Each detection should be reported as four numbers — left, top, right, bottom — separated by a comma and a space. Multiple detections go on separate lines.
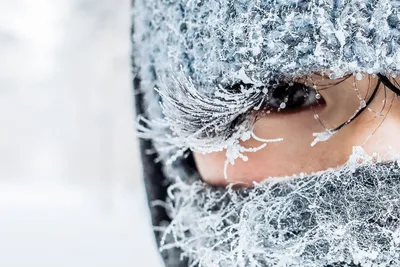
133, 0, 400, 166
157, 148, 400, 267
132, 1, 400, 266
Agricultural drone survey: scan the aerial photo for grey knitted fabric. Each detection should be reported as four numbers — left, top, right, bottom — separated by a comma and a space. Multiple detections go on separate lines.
133, 0, 400, 89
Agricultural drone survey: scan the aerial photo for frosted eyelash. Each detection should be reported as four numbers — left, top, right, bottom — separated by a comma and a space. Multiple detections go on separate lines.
137, 71, 330, 166
137, 72, 268, 162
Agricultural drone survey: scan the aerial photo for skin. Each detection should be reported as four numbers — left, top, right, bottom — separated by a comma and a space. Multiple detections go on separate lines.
194, 74, 400, 186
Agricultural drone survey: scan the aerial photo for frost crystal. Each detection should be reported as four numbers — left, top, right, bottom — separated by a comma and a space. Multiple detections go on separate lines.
132, 0, 400, 163
132, 1, 400, 265
311, 129, 337, 147
158, 147, 400, 267
224, 131, 283, 180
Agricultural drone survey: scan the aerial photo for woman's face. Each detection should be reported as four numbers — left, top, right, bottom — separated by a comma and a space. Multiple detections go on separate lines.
194, 74, 400, 186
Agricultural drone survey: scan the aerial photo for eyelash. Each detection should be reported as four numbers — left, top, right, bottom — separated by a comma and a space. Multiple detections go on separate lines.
149, 76, 328, 156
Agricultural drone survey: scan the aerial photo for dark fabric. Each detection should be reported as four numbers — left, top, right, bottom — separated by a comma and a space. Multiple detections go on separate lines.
132, 14, 188, 265
133, 77, 187, 267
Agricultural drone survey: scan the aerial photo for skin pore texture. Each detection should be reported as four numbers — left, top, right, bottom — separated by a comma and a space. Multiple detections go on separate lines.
194, 74, 400, 186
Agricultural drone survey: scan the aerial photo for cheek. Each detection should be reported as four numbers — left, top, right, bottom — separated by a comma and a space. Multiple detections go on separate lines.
194, 108, 354, 186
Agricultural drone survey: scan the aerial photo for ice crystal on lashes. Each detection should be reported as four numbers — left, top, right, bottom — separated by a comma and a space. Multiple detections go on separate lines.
137, 72, 279, 163
132, 0, 400, 162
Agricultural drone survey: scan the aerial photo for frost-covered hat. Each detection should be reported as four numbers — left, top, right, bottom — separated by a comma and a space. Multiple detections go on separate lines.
133, 0, 400, 159
131, 1, 400, 266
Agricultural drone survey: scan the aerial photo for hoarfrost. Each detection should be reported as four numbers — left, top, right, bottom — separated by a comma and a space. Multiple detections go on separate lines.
158, 147, 400, 266
133, 0, 400, 165
224, 130, 283, 180
311, 129, 337, 147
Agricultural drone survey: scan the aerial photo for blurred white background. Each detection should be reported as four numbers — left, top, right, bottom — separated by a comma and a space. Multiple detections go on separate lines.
0, 1, 161, 266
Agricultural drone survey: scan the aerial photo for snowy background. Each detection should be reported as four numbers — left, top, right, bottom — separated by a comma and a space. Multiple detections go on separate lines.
0, 1, 161, 266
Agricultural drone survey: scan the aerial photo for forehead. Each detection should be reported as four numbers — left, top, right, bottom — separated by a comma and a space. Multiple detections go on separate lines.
133, 0, 400, 91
